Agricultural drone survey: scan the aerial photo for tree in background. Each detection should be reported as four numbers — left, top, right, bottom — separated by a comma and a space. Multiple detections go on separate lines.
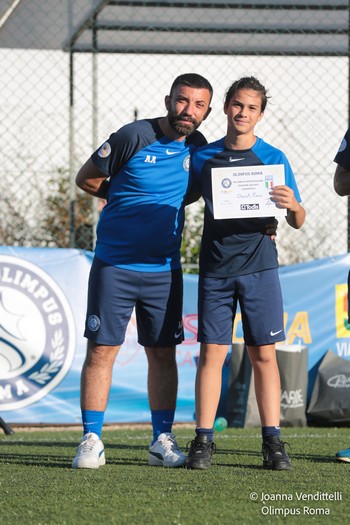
1, 168, 310, 265
43, 168, 93, 249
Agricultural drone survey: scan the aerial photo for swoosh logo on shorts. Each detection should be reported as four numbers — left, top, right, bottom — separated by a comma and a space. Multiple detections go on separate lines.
270, 329, 283, 336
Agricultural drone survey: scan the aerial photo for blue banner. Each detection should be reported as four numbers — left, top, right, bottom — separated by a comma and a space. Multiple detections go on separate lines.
0, 247, 349, 423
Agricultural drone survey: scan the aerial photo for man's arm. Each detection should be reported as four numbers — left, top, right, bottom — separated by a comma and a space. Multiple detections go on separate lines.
334, 164, 350, 197
75, 158, 110, 199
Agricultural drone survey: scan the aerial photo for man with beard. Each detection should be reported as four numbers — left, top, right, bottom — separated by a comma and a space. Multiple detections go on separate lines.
72, 73, 213, 469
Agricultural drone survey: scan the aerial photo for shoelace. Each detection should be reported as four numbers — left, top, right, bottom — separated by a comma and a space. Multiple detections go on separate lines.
186, 439, 217, 454
79, 437, 98, 452
266, 440, 290, 454
159, 434, 179, 452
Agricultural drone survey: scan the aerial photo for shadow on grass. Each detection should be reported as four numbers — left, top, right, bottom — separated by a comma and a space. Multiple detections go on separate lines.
218, 446, 336, 463
0, 441, 150, 468
0, 452, 75, 469
0, 451, 152, 469
0, 440, 337, 469
0, 440, 147, 449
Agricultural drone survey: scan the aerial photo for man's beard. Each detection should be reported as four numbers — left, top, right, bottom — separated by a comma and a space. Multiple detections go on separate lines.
168, 111, 197, 137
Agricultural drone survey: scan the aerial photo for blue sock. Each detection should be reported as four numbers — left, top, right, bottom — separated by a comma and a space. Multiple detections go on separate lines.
262, 426, 280, 441
196, 427, 214, 442
151, 409, 175, 444
82, 409, 104, 438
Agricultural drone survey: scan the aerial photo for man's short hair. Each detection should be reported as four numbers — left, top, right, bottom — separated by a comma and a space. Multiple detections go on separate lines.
170, 73, 213, 102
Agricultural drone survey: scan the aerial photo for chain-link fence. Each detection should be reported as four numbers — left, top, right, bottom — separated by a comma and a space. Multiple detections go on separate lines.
0, 0, 348, 269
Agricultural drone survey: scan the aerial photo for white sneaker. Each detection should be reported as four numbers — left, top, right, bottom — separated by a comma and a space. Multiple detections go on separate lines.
148, 432, 186, 467
72, 432, 106, 469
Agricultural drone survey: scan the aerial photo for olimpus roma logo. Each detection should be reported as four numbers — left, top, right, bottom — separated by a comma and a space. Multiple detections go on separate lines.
0, 255, 75, 410
335, 283, 350, 338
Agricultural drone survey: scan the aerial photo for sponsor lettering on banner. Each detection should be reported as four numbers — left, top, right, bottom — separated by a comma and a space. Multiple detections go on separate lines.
1, 248, 350, 423
335, 283, 350, 358
335, 283, 350, 338
280, 389, 304, 409
326, 375, 350, 388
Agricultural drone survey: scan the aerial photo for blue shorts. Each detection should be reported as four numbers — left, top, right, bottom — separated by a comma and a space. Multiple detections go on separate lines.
84, 257, 184, 347
198, 269, 285, 346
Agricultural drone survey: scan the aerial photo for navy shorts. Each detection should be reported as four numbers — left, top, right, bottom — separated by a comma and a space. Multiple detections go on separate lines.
84, 257, 184, 347
198, 268, 285, 346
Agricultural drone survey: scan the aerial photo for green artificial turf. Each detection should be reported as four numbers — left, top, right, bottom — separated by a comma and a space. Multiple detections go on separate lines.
1, 427, 349, 525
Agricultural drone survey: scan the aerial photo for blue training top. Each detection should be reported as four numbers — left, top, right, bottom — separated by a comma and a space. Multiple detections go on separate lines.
91, 118, 206, 272
191, 136, 302, 277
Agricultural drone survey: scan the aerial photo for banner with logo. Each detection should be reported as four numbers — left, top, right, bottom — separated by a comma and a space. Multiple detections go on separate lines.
307, 350, 350, 424
1, 247, 350, 424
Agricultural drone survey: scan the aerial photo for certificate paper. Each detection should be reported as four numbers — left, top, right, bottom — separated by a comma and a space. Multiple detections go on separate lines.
211, 164, 287, 219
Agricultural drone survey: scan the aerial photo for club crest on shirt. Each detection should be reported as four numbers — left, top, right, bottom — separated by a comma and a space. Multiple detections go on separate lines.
338, 138, 347, 153
98, 141, 112, 158
183, 155, 190, 172
0, 255, 75, 411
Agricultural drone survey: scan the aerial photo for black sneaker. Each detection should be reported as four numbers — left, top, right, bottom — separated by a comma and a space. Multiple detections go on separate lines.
185, 435, 216, 470
262, 436, 292, 470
